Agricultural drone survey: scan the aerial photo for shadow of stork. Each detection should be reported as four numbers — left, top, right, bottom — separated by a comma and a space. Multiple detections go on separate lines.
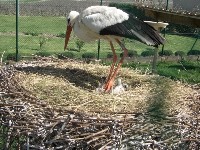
15, 65, 102, 91
147, 77, 172, 122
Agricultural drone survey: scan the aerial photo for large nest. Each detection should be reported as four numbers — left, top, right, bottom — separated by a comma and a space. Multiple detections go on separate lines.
0, 57, 199, 149
13, 57, 199, 115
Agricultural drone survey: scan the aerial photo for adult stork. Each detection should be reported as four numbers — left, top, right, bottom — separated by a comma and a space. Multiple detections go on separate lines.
64, 6, 165, 92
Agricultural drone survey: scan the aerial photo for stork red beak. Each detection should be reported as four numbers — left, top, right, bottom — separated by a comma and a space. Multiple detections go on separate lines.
64, 25, 72, 50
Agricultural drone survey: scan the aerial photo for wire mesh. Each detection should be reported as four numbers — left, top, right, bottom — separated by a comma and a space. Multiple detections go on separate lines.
0, 0, 199, 63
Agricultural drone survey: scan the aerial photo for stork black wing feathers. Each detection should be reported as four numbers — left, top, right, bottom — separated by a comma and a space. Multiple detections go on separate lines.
99, 14, 165, 47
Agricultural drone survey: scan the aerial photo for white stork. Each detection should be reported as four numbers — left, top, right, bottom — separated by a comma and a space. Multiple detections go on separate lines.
64, 6, 165, 92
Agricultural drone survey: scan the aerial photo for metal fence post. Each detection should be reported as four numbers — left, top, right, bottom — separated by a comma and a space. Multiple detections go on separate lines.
16, 0, 19, 62
190, 29, 199, 50
166, 0, 169, 10
161, 0, 169, 55
97, 0, 103, 60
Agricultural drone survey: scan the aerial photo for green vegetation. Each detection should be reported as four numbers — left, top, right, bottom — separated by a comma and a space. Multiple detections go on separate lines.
175, 51, 186, 57
141, 50, 154, 57
0, 15, 66, 34
0, 126, 26, 150
107, 52, 113, 58
122, 60, 200, 84
39, 35, 48, 50
159, 50, 173, 56
35, 51, 53, 57
126, 50, 138, 57
58, 51, 75, 59
157, 61, 200, 83
75, 39, 85, 52
120, 50, 138, 58
82, 52, 96, 59
0, 15, 199, 84
0, 15, 199, 57
6, 52, 21, 61
187, 49, 200, 55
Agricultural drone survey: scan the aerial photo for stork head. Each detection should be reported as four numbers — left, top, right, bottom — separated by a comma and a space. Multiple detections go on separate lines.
64, 11, 79, 50
67, 11, 79, 26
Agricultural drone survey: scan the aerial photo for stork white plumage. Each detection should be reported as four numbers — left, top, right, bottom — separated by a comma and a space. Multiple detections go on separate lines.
64, 6, 165, 92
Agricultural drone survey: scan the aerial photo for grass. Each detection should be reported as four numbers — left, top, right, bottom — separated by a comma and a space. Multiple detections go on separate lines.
0, 15, 199, 56
122, 60, 200, 84
147, 78, 170, 121
157, 61, 200, 83
164, 34, 200, 52
0, 15, 199, 84
0, 125, 26, 149
0, 15, 66, 34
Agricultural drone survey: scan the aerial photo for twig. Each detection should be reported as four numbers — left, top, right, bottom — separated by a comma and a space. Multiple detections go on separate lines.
84, 128, 109, 140
0, 50, 5, 65
99, 140, 113, 150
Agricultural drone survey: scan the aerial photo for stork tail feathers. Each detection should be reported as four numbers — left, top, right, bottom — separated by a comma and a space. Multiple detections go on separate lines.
100, 14, 165, 47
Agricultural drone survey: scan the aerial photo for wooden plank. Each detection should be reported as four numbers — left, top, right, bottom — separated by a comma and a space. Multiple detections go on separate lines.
144, 8, 200, 28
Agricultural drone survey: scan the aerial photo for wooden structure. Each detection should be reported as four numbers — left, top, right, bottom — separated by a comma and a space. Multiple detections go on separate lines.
143, 7, 200, 28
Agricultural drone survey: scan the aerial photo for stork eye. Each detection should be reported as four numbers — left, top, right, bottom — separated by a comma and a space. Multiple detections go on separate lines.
67, 18, 70, 24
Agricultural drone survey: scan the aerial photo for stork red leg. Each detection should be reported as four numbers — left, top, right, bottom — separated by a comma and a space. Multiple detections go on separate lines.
66, 6, 165, 93
104, 39, 128, 92
105, 41, 118, 83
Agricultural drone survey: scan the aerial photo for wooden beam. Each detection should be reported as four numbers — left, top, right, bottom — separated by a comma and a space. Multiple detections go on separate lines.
144, 8, 200, 28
